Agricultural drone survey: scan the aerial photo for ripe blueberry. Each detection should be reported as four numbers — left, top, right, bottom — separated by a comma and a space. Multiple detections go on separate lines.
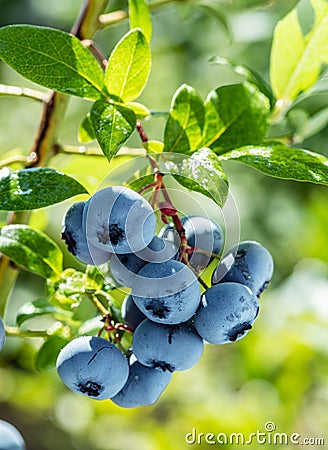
133, 319, 204, 372
111, 357, 172, 408
160, 215, 223, 271
121, 295, 147, 332
194, 282, 259, 344
182, 215, 223, 270
62, 202, 110, 265
56, 336, 129, 400
212, 240, 274, 297
131, 260, 201, 324
83, 186, 156, 254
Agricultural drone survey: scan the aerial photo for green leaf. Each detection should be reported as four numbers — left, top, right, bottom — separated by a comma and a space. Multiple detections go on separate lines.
90, 100, 136, 161
209, 56, 274, 108
71, 295, 97, 321
78, 316, 104, 336
164, 84, 205, 153
0, 225, 63, 278
0, 25, 105, 100
16, 298, 67, 326
35, 336, 68, 371
78, 113, 96, 143
220, 142, 328, 185
105, 29, 151, 102
204, 82, 270, 153
173, 148, 229, 207
129, 0, 153, 42
127, 149, 229, 207
127, 174, 153, 194
270, 0, 328, 101
288, 108, 310, 138
0, 167, 88, 211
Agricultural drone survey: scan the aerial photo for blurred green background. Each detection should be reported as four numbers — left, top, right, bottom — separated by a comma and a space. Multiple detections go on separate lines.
1, 0, 328, 449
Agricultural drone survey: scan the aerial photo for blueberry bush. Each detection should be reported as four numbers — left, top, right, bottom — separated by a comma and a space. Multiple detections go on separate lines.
0, 0, 328, 448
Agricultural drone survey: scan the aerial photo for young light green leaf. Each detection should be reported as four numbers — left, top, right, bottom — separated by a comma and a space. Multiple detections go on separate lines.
204, 82, 270, 152
16, 298, 69, 327
143, 140, 164, 153
0, 25, 105, 100
210, 56, 274, 107
90, 100, 136, 161
35, 336, 69, 371
105, 29, 151, 102
129, 0, 153, 42
126, 101, 150, 118
0, 167, 88, 211
0, 225, 63, 278
270, 0, 328, 102
164, 84, 205, 153
220, 142, 328, 185
78, 113, 96, 143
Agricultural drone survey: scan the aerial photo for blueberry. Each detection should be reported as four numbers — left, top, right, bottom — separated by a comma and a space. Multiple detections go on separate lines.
56, 336, 129, 400
62, 202, 110, 265
111, 357, 172, 408
132, 319, 204, 371
110, 236, 177, 287
121, 295, 147, 331
84, 186, 156, 254
160, 216, 223, 271
0, 317, 5, 351
211, 241, 274, 296
131, 260, 201, 324
194, 282, 259, 344
0, 420, 26, 450
182, 216, 223, 270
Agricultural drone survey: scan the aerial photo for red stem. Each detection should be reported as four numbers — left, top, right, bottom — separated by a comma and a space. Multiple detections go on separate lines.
136, 121, 192, 265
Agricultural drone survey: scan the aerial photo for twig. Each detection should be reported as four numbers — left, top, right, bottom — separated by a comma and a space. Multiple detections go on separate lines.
136, 120, 188, 263
88, 293, 110, 317
56, 144, 146, 157
0, 155, 29, 169
56, 144, 104, 156
99, 0, 178, 28
99, 10, 128, 28
0, 84, 47, 103
81, 39, 108, 69
5, 326, 50, 338
189, 247, 221, 261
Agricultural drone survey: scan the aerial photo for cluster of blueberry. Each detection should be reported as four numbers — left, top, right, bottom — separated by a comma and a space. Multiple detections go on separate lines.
0, 322, 26, 449
58, 185, 274, 408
